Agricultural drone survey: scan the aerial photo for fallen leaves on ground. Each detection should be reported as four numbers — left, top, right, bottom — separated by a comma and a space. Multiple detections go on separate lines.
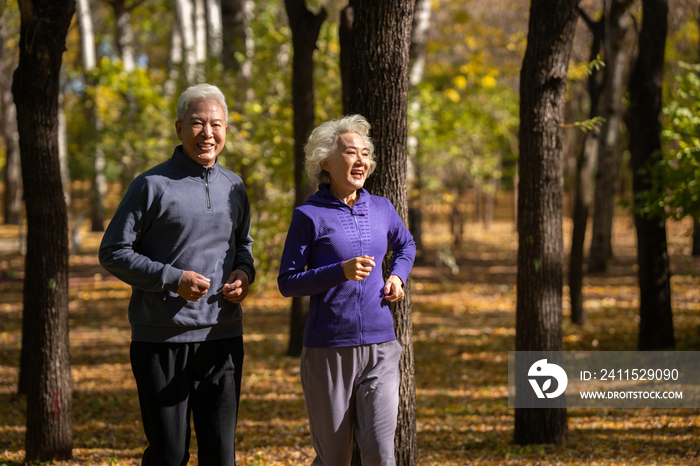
1, 212, 699, 465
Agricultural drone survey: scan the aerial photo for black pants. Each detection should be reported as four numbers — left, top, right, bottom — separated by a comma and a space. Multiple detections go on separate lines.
130, 336, 244, 466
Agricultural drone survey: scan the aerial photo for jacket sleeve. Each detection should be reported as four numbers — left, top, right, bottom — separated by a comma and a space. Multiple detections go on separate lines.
277, 209, 347, 297
98, 178, 184, 293
231, 183, 256, 284
385, 199, 416, 284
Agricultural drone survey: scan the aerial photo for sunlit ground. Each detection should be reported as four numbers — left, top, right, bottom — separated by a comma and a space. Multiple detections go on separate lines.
1, 191, 699, 465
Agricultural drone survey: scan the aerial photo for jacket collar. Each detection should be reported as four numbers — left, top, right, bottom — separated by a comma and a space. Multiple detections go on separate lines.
171, 145, 221, 179
311, 184, 369, 213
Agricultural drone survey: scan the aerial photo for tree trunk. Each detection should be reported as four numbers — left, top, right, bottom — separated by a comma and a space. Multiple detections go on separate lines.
626, 0, 674, 350
77, 0, 106, 232
284, 0, 327, 357
340, 5, 353, 115
348, 1, 416, 464
409, 0, 431, 87
0, 6, 21, 225
194, 0, 207, 81
176, 0, 197, 84
13, 0, 74, 461
588, 0, 633, 272
569, 6, 604, 326
221, 0, 247, 75
408, 0, 428, 261
206, 0, 223, 60
165, 22, 183, 96
693, 218, 700, 256
515, 0, 579, 446
484, 177, 499, 231
109, 0, 135, 72
1, 84, 21, 226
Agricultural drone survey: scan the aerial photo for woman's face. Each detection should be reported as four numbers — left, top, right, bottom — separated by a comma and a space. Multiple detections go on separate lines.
323, 132, 370, 194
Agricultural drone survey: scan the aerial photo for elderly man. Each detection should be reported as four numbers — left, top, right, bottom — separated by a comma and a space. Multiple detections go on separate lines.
99, 83, 254, 466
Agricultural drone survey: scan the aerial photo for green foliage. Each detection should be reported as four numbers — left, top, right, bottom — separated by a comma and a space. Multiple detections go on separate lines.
634, 62, 700, 221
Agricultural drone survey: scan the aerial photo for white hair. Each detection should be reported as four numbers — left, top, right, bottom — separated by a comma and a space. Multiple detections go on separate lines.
176, 83, 228, 121
304, 114, 376, 186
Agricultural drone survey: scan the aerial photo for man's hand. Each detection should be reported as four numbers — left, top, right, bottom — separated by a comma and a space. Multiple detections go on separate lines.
383, 274, 405, 302
342, 255, 376, 281
223, 269, 250, 303
177, 271, 211, 301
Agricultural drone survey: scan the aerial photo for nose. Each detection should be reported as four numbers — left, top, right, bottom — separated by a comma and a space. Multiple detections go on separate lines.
202, 123, 213, 137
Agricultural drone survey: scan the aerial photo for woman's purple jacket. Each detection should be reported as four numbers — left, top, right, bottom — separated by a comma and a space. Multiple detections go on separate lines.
278, 185, 416, 348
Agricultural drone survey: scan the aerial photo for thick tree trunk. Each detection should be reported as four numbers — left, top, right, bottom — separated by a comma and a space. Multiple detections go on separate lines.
348, 1, 416, 464
284, 0, 327, 357
13, 0, 75, 461
588, 0, 633, 272
515, 0, 579, 446
626, 0, 674, 350
569, 7, 604, 326
693, 218, 700, 256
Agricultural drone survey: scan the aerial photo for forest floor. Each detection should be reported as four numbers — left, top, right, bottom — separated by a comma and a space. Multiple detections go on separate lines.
1, 194, 699, 465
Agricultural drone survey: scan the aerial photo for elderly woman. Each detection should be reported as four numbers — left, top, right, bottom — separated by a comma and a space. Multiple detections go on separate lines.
278, 114, 416, 466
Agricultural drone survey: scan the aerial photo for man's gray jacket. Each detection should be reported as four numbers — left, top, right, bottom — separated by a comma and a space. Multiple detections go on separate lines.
99, 146, 255, 343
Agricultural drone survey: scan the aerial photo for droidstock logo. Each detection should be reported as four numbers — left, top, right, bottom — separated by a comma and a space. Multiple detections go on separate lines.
528, 359, 568, 399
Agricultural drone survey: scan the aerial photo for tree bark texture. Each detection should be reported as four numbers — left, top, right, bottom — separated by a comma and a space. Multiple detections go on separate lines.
515, 0, 579, 446
284, 0, 327, 357
588, 0, 633, 272
13, 0, 75, 461
626, 0, 674, 350
348, 1, 416, 464
569, 7, 604, 326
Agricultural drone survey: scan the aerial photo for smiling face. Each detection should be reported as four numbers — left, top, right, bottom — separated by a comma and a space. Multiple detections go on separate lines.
175, 98, 228, 167
323, 132, 370, 204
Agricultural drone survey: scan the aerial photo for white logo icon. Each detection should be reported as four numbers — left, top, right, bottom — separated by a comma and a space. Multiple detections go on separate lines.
528, 359, 568, 399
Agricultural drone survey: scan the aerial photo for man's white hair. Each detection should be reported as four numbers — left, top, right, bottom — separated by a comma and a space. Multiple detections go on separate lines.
176, 83, 228, 121
304, 114, 376, 186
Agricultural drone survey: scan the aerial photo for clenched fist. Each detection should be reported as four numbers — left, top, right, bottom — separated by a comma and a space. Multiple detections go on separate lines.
177, 271, 211, 301
342, 255, 376, 281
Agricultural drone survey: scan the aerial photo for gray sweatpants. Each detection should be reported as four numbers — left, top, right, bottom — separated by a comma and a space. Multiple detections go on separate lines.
301, 340, 402, 466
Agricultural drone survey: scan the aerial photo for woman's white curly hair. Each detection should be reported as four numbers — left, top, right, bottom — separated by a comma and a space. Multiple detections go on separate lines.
304, 114, 376, 186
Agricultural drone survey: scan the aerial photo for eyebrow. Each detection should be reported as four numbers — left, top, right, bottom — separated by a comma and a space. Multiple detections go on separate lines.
343, 145, 368, 151
190, 115, 225, 123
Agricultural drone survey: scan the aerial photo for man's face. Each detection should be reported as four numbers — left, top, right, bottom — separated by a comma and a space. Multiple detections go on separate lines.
175, 98, 228, 167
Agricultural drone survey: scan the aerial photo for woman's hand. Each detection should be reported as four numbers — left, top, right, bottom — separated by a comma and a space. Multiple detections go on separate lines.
342, 255, 376, 281
383, 275, 405, 302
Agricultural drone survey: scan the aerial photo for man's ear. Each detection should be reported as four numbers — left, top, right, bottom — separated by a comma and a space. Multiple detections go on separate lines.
175, 120, 182, 140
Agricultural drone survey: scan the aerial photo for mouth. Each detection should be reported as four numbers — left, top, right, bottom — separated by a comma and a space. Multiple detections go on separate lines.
197, 143, 215, 152
351, 169, 364, 180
